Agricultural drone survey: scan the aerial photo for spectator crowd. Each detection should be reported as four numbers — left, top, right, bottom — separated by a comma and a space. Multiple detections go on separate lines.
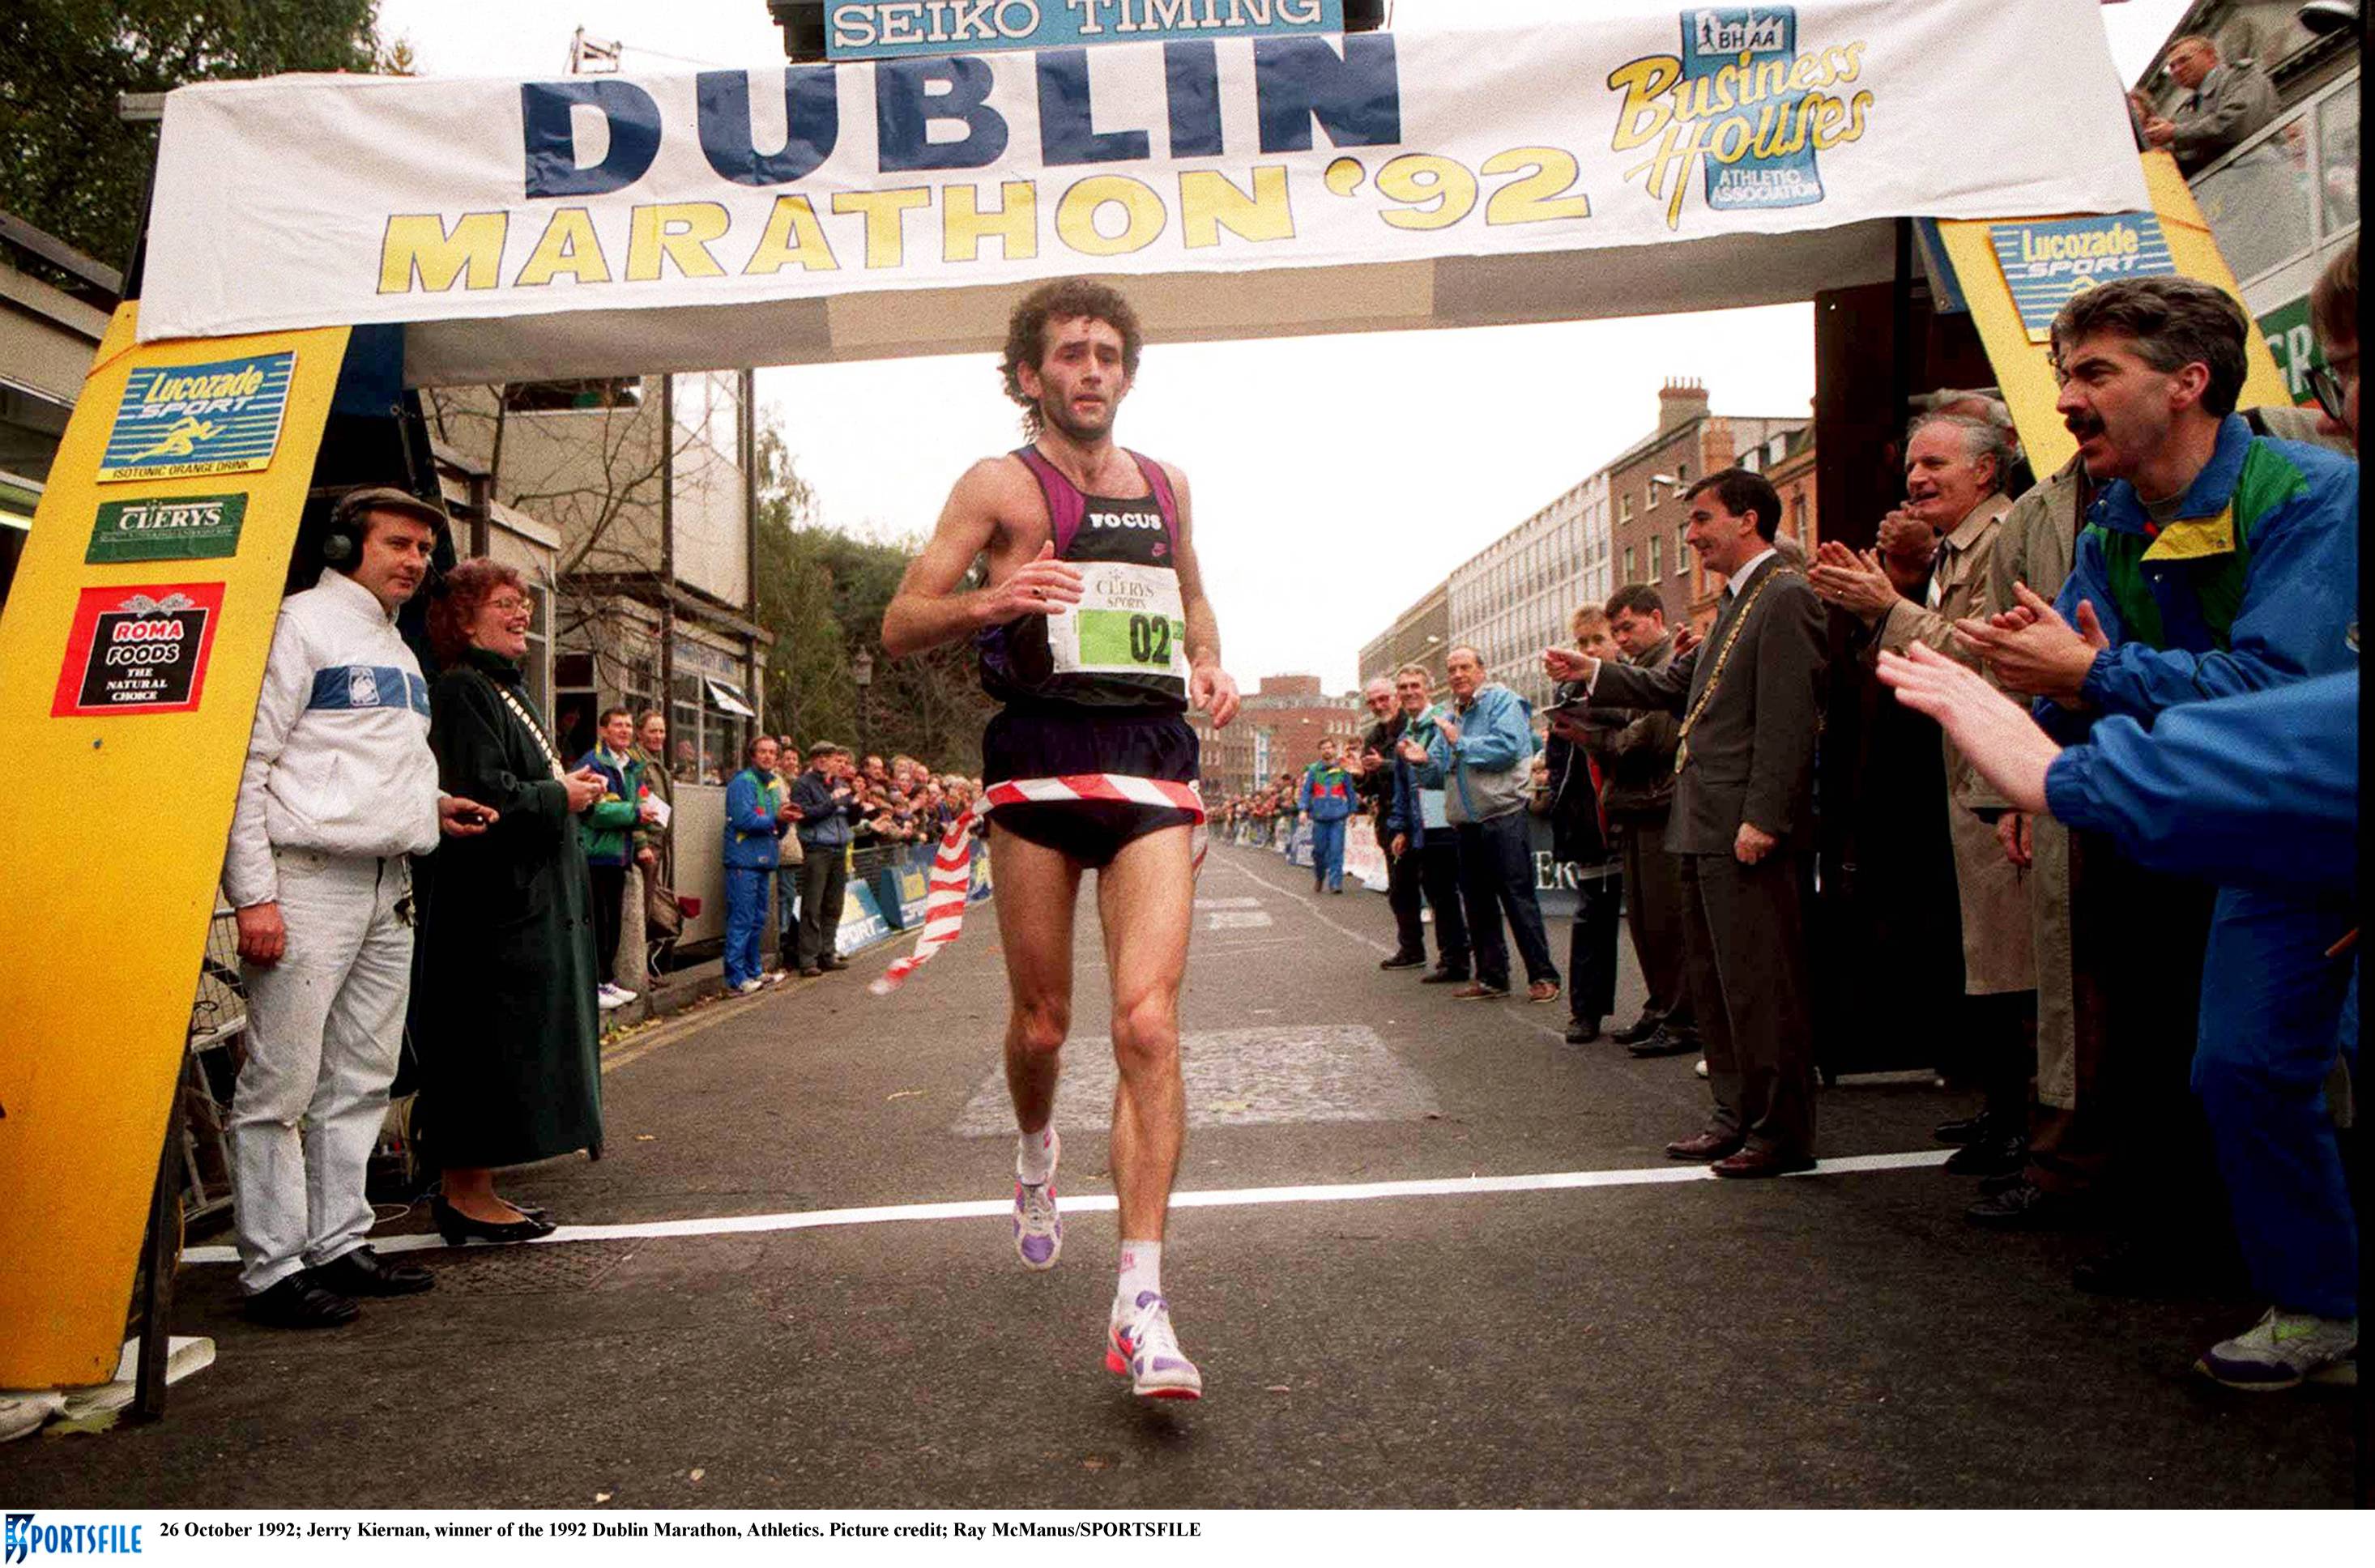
214, 497, 988, 1325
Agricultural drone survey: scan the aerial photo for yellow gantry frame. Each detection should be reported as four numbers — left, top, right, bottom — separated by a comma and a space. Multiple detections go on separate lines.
0, 149, 2298, 1391
0, 307, 349, 1387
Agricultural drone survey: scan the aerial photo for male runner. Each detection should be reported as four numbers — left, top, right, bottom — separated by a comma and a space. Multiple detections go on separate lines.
882, 279, 1239, 1400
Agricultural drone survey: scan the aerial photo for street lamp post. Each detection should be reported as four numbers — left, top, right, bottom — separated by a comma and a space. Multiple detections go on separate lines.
851, 647, 873, 759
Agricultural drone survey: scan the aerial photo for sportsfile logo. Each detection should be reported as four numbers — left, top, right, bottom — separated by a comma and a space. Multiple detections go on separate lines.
1607, 6, 1874, 229
5, 1515, 144, 1564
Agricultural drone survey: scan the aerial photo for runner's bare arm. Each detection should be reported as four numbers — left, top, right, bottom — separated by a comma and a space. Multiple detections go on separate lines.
881, 460, 1083, 659
1165, 463, 1241, 728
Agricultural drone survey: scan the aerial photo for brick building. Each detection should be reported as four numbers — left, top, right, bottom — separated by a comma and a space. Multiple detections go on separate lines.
1189, 674, 1363, 800
1687, 421, 1819, 629
1605, 380, 1803, 628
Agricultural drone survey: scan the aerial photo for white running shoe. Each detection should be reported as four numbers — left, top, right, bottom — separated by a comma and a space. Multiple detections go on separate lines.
595, 983, 634, 1010
1106, 1290, 1203, 1400
731, 978, 765, 996
2196, 1306, 2358, 1391
1013, 1131, 1061, 1270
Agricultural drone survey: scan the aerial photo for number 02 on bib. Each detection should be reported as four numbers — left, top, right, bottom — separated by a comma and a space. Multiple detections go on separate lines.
1054, 561, 1188, 681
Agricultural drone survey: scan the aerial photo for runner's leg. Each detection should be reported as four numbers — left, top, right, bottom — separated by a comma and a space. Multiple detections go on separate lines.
1096, 824, 1194, 1243
1095, 821, 1201, 1396
989, 823, 1083, 1157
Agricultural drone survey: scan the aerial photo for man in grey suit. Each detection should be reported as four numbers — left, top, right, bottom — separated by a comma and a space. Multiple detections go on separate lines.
2142, 33, 2276, 176
1547, 469, 1827, 1177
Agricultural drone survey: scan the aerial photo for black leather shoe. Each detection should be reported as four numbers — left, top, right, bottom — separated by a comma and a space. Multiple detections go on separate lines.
1418, 968, 1469, 985
1564, 1017, 1601, 1045
1379, 951, 1428, 970
243, 1275, 360, 1329
1975, 1168, 2030, 1198
1964, 1179, 2084, 1230
1943, 1132, 2027, 1178
433, 1196, 557, 1247
1611, 1013, 1663, 1046
1933, 1111, 1992, 1146
1627, 1027, 1699, 1059
308, 1246, 433, 1297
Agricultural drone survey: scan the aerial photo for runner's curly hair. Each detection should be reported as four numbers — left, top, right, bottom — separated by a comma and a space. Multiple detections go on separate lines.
1000, 278, 1145, 439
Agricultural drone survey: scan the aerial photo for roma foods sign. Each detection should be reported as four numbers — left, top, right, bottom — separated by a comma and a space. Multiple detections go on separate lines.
141, 3, 2145, 352
50, 584, 228, 717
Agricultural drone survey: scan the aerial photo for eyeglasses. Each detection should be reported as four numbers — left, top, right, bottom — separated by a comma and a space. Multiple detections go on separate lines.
484, 595, 533, 615
2305, 360, 2353, 424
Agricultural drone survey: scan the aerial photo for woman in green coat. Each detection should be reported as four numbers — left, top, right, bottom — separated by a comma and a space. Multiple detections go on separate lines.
415, 560, 606, 1244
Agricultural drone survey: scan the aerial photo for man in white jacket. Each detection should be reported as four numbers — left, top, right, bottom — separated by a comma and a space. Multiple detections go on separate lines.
222, 487, 492, 1328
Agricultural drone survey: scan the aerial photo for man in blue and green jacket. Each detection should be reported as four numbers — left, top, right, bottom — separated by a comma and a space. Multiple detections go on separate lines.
577, 705, 650, 1008
1298, 739, 1356, 894
722, 735, 797, 991
1958, 272, 2358, 1388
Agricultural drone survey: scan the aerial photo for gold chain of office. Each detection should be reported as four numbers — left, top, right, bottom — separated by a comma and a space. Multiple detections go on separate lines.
1672, 568, 1793, 778
488, 676, 570, 782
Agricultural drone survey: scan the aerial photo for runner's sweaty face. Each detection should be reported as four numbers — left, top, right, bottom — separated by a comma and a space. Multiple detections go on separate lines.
1018, 315, 1132, 443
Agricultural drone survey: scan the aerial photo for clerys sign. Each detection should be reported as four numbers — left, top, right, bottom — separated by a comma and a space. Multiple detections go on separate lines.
140, 4, 2148, 349
827, 1, 1345, 59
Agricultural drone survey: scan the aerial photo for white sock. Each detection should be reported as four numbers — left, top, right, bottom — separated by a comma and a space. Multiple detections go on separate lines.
1117, 1239, 1162, 1311
1016, 1123, 1057, 1186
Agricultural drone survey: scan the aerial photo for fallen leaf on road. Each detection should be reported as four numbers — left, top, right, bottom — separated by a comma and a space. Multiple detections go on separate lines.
1208, 1100, 1252, 1114
689, 1468, 704, 1483
634, 1134, 655, 1142
1265, 1384, 1292, 1393
885, 1090, 923, 1101
1081, 1455, 1111, 1472
595, 1493, 612, 1503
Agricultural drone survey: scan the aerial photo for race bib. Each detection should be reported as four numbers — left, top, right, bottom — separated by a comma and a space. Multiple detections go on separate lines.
1048, 561, 1188, 682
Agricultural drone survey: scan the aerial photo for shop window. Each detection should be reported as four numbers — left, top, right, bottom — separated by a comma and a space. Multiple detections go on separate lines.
552, 650, 595, 760
2319, 86, 2360, 236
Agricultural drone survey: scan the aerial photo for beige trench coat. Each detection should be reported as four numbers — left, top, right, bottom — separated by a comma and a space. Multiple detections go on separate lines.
1869, 492, 2036, 998
1967, 462, 2086, 1106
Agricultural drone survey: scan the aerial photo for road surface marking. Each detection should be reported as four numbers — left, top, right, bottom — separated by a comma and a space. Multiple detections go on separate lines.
951, 1025, 1439, 1135
1203, 910, 1274, 930
181, 1150, 1955, 1263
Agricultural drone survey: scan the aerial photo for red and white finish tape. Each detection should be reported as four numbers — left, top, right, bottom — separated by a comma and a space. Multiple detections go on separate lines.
869, 774, 1206, 995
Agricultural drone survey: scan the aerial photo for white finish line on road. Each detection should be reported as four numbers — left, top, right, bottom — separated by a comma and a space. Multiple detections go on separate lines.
180, 1151, 1955, 1264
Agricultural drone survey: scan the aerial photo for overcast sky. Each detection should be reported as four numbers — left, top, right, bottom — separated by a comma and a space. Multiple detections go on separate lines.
375, 0, 2194, 691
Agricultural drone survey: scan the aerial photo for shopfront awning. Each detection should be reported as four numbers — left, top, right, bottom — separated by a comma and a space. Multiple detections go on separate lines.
136, 1, 2149, 384
0, 471, 41, 531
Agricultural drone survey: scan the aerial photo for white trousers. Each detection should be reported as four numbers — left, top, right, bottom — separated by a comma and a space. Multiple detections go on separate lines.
228, 850, 412, 1293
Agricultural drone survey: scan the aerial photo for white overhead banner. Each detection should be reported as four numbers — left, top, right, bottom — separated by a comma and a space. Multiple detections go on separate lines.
141, 2, 2146, 380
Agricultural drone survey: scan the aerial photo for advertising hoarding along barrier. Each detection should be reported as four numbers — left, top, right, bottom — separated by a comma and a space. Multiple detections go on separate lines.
139, 3, 2148, 385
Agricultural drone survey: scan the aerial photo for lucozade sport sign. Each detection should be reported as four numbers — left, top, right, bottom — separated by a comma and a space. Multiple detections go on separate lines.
140, 2, 2147, 346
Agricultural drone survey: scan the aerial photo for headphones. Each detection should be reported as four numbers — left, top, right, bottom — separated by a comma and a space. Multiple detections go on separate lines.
322, 491, 370, 566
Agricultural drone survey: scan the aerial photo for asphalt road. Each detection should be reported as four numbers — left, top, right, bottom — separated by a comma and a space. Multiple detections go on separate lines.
3, 843, 2356, 1508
